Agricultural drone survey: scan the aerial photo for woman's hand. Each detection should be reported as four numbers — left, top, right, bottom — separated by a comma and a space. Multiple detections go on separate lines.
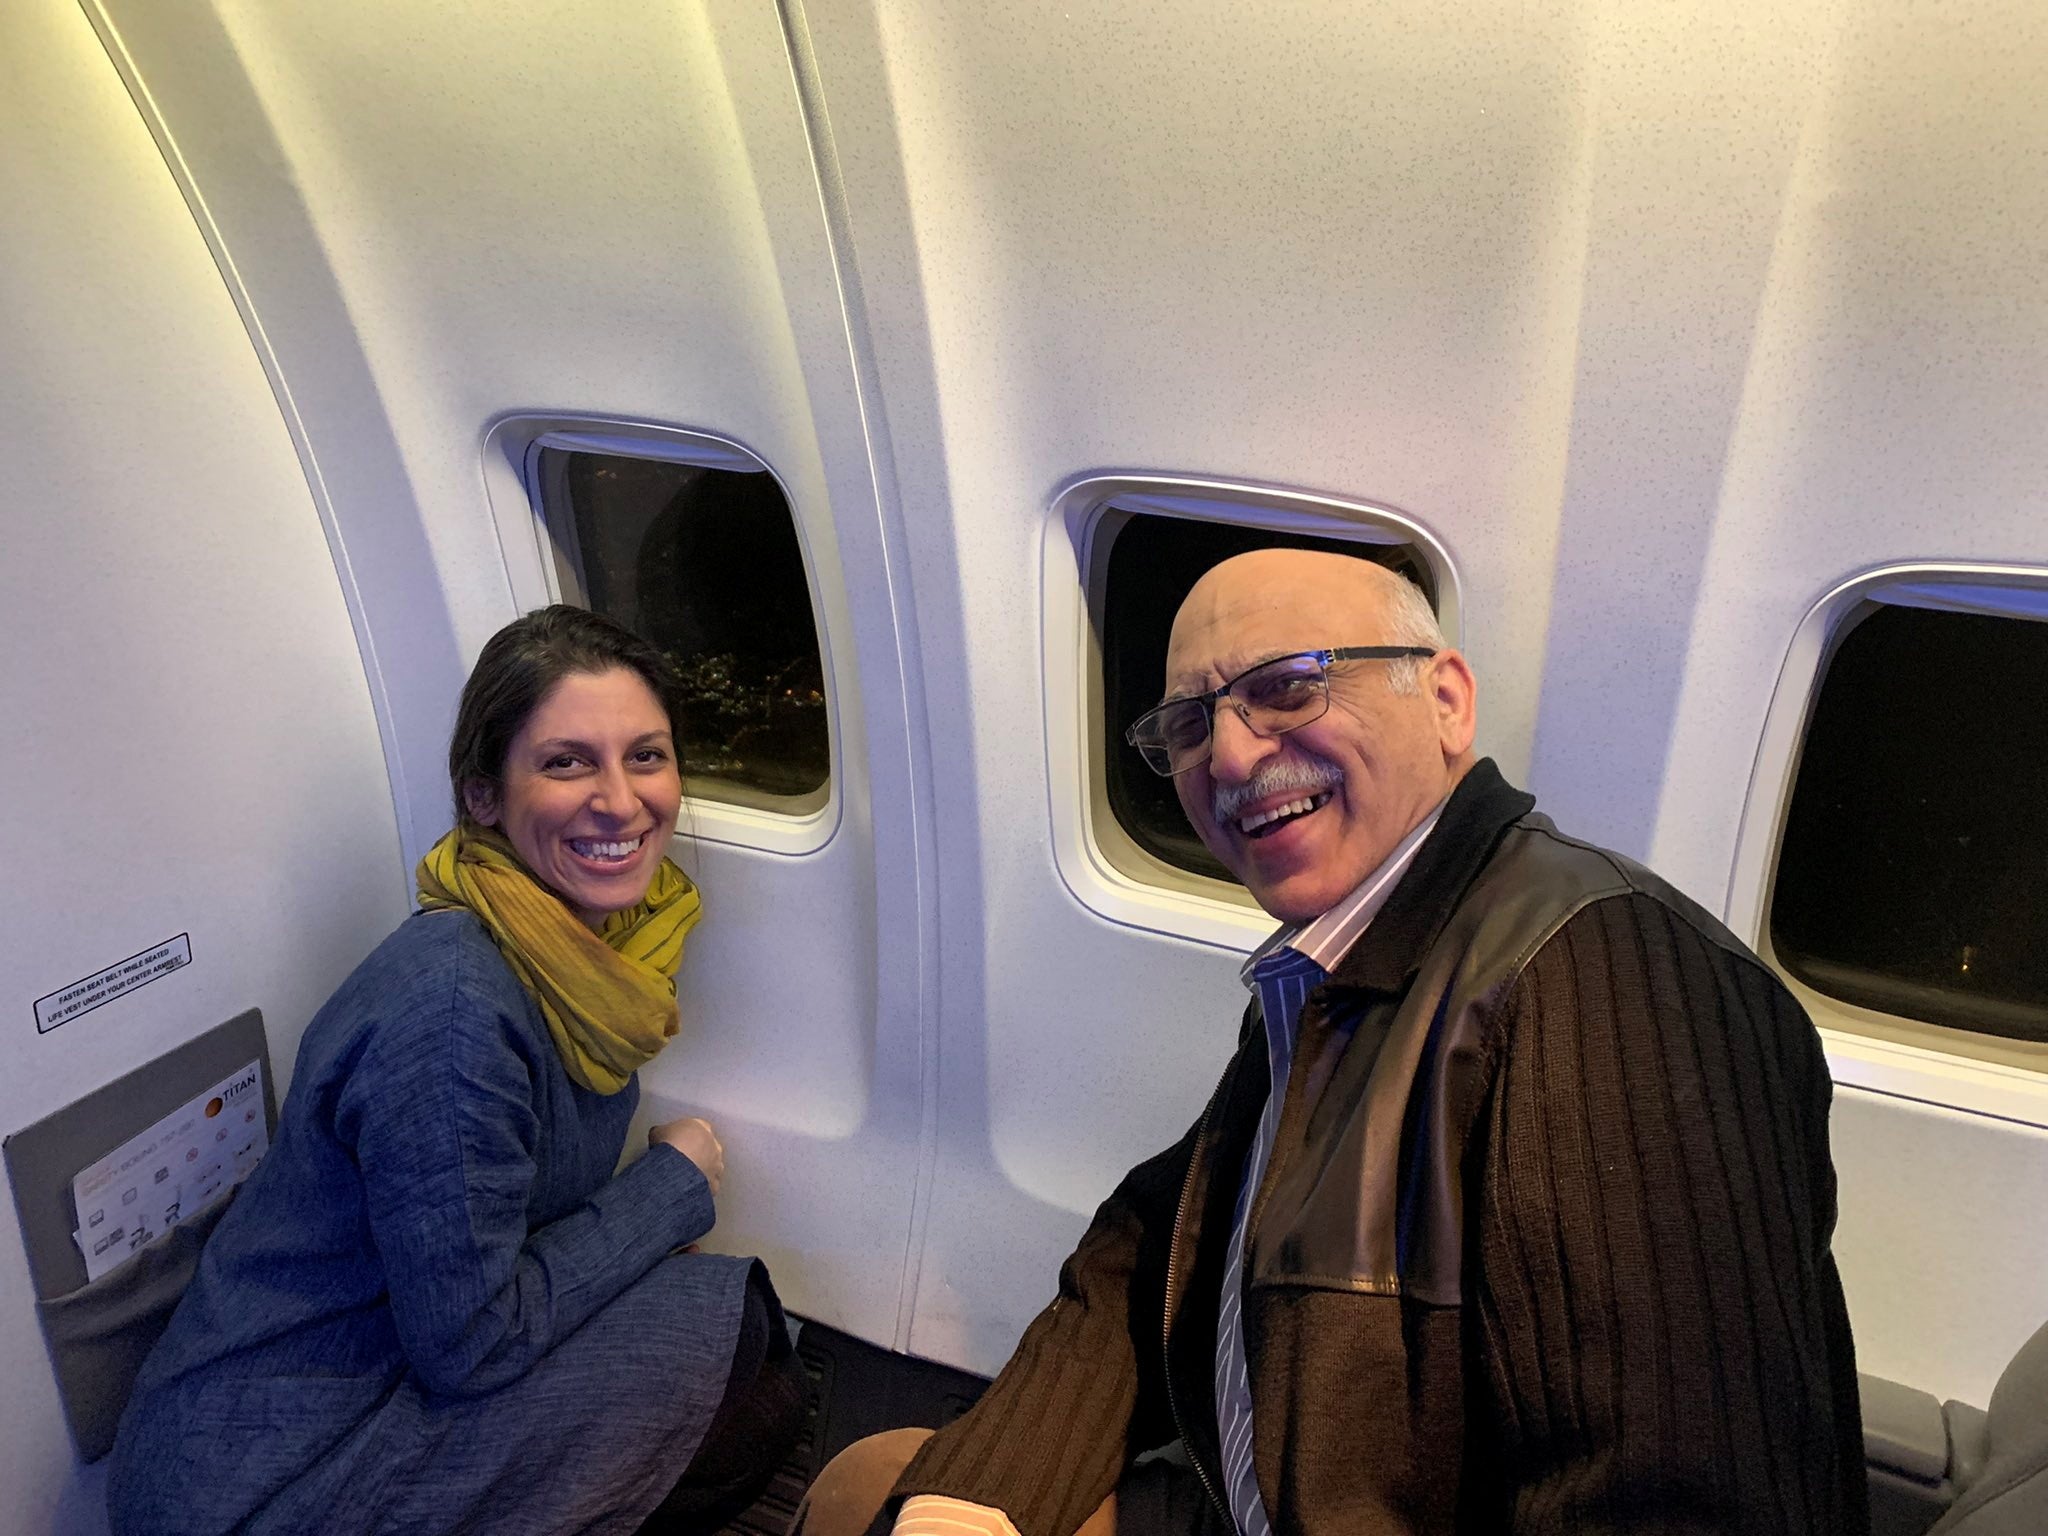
650, 1116, 724, 1197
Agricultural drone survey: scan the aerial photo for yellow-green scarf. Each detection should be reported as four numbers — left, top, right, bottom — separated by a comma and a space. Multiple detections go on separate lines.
415, 826, 702, 1095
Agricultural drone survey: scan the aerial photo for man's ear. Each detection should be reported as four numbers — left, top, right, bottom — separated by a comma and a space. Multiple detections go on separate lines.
462, 780, 502, 828
1427, 648, 1478, 761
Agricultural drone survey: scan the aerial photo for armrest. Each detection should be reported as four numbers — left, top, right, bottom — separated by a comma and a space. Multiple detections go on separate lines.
1861, 1372, 1950, 1484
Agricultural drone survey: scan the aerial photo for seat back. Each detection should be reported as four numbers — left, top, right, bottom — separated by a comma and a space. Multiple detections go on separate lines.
1932, 1321, 2048, 1536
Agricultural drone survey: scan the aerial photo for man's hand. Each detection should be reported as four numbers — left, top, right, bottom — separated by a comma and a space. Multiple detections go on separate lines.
650, 1116, 724, 1197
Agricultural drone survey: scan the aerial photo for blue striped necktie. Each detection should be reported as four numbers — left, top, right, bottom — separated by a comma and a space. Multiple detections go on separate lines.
1215, 945, 1327, 1536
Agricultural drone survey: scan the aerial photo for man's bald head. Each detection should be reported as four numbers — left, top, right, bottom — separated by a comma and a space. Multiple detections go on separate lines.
1169, 551, 1446, 697
1161, 549, 1477, 922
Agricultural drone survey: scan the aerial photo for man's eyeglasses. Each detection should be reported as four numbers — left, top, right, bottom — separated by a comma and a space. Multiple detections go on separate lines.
1124, 647, 1437, 777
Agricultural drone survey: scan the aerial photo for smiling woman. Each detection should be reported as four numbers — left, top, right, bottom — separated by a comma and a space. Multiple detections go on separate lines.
461, 665, 684, 930
106, 606, 808, 1536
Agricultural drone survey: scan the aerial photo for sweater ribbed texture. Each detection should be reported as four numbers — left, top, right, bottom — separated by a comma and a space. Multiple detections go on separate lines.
1470, 892, 1865, 1533
894, 1129, 1191, 1535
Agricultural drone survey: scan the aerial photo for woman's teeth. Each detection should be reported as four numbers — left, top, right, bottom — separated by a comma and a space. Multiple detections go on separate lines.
1239, 792, 1332, 836
569, 834, 645, 862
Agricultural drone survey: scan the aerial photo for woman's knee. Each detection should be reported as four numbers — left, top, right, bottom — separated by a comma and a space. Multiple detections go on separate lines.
791, 1428, 935, 1536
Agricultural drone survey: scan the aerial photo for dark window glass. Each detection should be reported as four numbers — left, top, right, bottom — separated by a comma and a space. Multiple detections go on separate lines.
1771, 603, 2048, 1043
539, 449, 829, 808
1101, 513, 1436, 883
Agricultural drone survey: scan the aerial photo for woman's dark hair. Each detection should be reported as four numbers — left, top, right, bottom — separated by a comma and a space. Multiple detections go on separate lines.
448, 605, 689, 827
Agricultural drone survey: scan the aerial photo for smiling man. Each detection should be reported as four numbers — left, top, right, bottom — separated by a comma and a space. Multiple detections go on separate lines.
799, 550, 1868, 1536
1153, 553, 1473, 924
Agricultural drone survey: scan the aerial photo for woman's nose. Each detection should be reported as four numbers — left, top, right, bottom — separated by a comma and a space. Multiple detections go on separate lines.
588, 761, 633, 817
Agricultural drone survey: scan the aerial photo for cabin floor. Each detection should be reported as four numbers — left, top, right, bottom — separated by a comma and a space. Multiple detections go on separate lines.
717, 1320, 989, 1536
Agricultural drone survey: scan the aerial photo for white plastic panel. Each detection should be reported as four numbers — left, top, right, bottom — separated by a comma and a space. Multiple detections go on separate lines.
1648, 6, 2048, 907
1831, 1089, 2048, 1407
88, 0, 934, 1356
0, 4, 406, 1529
787, 0, 2048, 1382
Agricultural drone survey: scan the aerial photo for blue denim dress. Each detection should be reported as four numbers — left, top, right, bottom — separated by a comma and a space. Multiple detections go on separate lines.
108, 909, 756, 1535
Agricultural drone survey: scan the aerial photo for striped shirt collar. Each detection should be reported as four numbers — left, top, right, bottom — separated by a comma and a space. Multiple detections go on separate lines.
1239, 797, 1449, 988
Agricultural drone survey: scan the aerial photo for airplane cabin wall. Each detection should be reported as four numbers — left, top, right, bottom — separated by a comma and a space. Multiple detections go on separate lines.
0, 5, 409, 1530
800, 0, 2048, 1399
1649, 1, 2048, 1398
5, 1, 2045, 1528
85, 0, 938, 1355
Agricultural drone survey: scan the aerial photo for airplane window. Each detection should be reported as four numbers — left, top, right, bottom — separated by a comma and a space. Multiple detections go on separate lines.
537, 449, 829, 813
1101, 512, 1437, 883
1771, 602, 2048, 1044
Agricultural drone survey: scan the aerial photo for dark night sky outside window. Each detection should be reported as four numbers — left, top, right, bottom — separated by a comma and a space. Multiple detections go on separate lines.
542, 449, 828, 807
1771, 603, 2048, 1044
1102, 514, 1436, 884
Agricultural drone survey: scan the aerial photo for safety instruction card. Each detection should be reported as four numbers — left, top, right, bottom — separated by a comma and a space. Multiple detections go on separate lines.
70, 1058, 267, 1282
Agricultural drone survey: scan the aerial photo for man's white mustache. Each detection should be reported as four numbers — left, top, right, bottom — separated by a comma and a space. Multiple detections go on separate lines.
1211, 756, 1344, 825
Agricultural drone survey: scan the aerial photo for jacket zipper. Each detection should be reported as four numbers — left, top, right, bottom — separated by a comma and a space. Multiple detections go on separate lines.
1162, 1087, 1232, 1528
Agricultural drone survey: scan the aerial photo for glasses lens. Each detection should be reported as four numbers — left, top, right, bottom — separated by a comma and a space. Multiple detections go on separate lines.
1131, 700, 1211, 776
1236, 655, 1329, 731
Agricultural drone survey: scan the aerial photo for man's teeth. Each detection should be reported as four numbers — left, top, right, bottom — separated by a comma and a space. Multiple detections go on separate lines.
1237, 792, 1331, 835
570, 835, 645, 862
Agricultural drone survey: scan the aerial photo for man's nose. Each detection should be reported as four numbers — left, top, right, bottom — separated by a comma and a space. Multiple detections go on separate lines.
1206, 701, 1282, 783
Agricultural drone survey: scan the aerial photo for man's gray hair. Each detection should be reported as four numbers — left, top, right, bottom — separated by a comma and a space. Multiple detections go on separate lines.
1371, 566, 1446, 694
